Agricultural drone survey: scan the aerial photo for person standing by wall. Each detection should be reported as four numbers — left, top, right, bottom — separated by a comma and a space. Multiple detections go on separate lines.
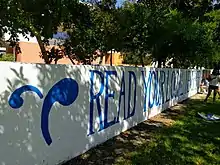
200, 78, 209, 94
204, 70, 220, 103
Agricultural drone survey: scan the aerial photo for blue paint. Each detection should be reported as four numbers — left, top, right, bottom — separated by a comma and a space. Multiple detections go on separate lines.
8, 68, 199, 146
148, 71, 160, 108
148, 72, 154, 108
9, 79, 78, 146
104, 71, 117, 129
155, 71, 161, 106
193, 71, 197, 89
126, 71, 137, 119
171, 71, 183, 98
178, 72, 184, 96
117, 71, 125, 122
41, 78, 79, 145
171, 71, 176, 99
188, 71, 191, 92
142, 71, 160, 111
159, 70, 166, 104
175, 72, 180, 97
142, 71, 150, 112
189, 71, 191, 92
88, 70, 104, 136
186, 71, 190, 93
8, 85, 43, 109
165, 70, 170, 102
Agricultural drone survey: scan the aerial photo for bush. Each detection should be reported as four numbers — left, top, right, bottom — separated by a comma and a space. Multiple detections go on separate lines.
0, 54, 15, 61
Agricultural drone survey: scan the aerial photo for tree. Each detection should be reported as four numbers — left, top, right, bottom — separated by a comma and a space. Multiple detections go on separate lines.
202, 9, 220, 68
171, 0, 215, 19
88, 0, 120, 66
64, 25, 98, 65
0, 0, 91, 64
116, 2, 151, 66
149, 9, 216, 68
64, 0, 120, 65
117, 2, 219, 68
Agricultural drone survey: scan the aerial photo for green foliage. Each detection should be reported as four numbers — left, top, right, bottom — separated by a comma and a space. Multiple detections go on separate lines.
115, 96, 220, 165
0, 0, 91, 64
1, 0, 220, 68
164, 11, 216, 68
0, 54, 15, 61
64, 0, 119, 65
116, 3, 151, 66
117, 1, 220, 68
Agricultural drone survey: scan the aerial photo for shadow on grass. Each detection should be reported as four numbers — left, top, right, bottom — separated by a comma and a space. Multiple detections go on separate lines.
126, 96, 220, 165
62, 96, 220, 165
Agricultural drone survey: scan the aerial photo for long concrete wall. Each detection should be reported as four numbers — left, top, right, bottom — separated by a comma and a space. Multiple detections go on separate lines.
0, 62, 202, 165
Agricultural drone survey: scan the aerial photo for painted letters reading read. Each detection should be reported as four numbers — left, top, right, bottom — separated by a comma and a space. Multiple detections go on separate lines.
88, 70, 137, 136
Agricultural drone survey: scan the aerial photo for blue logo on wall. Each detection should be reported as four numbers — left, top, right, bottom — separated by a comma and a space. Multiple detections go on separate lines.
8, 78, 79, 145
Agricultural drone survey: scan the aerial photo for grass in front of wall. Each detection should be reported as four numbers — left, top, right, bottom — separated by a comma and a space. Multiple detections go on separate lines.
115, 95, 220, 165
63, 94, 220, 165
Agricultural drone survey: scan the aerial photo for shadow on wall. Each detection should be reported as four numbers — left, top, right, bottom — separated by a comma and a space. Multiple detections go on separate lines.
60, 67, 202, 165
0, 66, 43, 165
0, 62, 202, 165
61, 98, 197, 165
0, 64, 93, 165
0, 63, 145, 165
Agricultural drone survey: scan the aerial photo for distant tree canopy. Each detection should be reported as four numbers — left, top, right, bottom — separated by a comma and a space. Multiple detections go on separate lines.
1, 0, 220, 68
0, 0, 90, 64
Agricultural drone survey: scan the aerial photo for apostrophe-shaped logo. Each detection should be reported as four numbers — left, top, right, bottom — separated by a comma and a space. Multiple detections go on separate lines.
8, 78, 79, 146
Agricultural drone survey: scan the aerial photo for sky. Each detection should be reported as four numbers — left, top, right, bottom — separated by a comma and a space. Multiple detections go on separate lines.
116, 0, 124, 7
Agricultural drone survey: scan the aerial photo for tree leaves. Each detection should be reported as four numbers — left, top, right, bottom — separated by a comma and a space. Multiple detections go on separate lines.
1, 0, 220, 68
115, 1, 220, 68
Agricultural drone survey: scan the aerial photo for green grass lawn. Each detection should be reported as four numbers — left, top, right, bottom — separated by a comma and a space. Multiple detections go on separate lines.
116, 95, 220, 165
64, 95, 220, 165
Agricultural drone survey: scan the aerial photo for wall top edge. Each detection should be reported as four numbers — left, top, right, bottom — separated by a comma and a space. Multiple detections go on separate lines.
0, 61, 207, 71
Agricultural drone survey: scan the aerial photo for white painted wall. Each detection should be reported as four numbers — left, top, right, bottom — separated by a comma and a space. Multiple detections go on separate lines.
0, 62, 202, 165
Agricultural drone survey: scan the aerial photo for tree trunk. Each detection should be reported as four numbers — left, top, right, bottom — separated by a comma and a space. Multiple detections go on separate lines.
110, 50, 113, 66
35, 35, 50, 64
157, 58, 162, 68
13, 46, 16, 62
99, 53, 104, 65
28, 25, 50, 64
54, 49, 58, 64
67, 54, 75, 65
162, 59, 166, 68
